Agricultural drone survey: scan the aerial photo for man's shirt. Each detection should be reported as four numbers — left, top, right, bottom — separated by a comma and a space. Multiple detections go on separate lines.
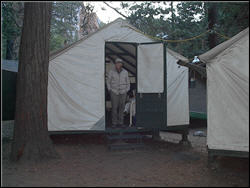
107, 68, 130, 95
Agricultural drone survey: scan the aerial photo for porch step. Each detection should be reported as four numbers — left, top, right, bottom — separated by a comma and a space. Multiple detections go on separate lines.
106, 127, 148, 151
106, 133, 143, 140
106, 127, 148, 133
108, 142, 145, 150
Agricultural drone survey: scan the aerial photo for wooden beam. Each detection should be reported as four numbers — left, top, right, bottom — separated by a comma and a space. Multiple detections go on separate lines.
106, 46, 136, 68
178, 60, 206, 78
106, 52, 131, 56
113, 43, 136, 60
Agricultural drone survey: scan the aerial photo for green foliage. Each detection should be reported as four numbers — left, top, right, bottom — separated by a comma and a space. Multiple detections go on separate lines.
50, 1, 83, 52
49, 34, 66, 52
119, 2, 209, 58
215, 2, 249, 44
2, 2, 99, 56
2, 2, 248, 60
118, 1, 249, 59
121, 2, 171, 37
2, 2, 84, 56
170, 2, 209, 57
1, 2, 23, 59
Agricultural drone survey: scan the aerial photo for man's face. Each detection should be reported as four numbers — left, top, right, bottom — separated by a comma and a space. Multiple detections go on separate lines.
115, 62, 123, 71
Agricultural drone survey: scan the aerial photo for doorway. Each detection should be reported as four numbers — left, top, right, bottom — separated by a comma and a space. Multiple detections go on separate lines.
104, 42, 137, 128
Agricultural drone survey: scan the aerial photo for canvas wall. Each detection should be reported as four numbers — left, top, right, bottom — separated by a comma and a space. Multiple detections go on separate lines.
48, 19, 189, 131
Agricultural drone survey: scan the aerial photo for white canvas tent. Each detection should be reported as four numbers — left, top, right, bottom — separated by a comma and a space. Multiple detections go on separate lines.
199, 27, 249, 152
48, 18, 189, 131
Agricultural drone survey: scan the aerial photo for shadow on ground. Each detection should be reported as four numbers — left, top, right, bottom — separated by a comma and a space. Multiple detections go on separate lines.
2, 133, 249, 187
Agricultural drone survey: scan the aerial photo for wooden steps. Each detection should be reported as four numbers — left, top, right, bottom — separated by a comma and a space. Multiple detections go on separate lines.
106, 127, 151, 151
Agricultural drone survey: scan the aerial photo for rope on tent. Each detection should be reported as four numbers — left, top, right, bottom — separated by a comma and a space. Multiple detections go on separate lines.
122, 25, 231, 43
213, 30, 231, 40
122, 24, 231, 64
123, 25, 211, 43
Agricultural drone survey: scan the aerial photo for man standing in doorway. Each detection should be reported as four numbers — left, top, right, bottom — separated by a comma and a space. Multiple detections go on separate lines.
107, 58, 130, 128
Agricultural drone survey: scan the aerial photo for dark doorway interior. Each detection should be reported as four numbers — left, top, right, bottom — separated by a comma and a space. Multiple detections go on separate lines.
104, 42, 137, 128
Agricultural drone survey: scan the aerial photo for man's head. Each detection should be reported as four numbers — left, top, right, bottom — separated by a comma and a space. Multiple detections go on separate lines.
114, 58, 123, 72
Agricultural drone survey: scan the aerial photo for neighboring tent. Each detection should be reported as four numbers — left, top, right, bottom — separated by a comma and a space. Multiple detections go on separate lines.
2, 60, 18, 120
48, 18, 190, 131
199, 27, 249, 152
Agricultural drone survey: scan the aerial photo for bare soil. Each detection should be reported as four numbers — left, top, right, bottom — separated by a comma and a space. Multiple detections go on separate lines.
2, 126, 249, 187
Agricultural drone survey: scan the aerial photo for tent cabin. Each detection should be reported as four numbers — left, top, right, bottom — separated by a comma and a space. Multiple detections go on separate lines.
2, 60, 18, 121
198, 27, 249, 159
48, 18, 190, 139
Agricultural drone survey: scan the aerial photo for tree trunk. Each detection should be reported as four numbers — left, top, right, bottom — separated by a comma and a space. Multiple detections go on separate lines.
208, 3, 217, 49
10, 2, 58, 162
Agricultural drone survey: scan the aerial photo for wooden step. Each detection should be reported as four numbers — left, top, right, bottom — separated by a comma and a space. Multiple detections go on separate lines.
106, 134, 143, 140
108, 142, 145, 150
106, 127, 150, 151
106, 127, 149, 134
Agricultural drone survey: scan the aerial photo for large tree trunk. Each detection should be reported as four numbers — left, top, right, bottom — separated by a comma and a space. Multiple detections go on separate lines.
208, 3, 217, 49
10, 2, 58, 162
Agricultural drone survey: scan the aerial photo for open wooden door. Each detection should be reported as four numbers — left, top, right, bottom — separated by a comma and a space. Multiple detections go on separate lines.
136, 42, 167, 129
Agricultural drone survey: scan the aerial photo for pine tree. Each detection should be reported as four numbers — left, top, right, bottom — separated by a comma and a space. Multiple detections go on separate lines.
10, 2, 58, 162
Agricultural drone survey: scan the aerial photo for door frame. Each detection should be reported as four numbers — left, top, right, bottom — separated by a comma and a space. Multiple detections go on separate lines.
104, 41, 138, 129
104, 41, 167, 130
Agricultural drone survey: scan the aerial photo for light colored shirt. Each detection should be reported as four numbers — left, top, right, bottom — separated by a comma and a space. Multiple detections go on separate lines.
107, 68, 130, 95
124, 97, 136, 126
124, 98, 136, 116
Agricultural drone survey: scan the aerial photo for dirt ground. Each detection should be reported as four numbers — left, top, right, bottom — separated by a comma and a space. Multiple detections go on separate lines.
1, 122, 249, 187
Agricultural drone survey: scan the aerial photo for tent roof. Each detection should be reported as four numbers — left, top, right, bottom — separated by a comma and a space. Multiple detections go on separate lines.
178, 27, 249, 78
167, 48, 189, 64
49, 18, 189, 63
199, 27, 249, 64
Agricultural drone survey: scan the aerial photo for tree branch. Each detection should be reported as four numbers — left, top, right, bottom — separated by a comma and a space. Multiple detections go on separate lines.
103, 2, 163, 38
103, 2, 129, 19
